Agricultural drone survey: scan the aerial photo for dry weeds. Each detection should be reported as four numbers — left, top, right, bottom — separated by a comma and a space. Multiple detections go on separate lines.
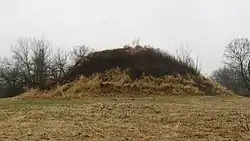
0, 96, 250, 141
18, 68, 234, 100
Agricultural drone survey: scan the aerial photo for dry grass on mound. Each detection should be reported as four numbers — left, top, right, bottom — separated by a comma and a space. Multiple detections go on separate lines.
18, 68, 234, 100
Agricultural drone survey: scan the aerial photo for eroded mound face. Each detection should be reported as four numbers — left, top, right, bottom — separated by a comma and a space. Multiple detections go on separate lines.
18, 68, 234, 100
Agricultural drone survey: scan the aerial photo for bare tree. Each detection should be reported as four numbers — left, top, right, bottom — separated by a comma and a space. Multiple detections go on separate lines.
50, 48, 70, 81
224, 38, 250, 91
10, 38, 33, 85
175, 45, 201, 74
0, 40, 53, 96
4, 37, 54, 89
30, 38, 52, 89
211, 66, 245, 93
70, 45, 91, 64
0, 57, 23, 87
0, 57, 25, 97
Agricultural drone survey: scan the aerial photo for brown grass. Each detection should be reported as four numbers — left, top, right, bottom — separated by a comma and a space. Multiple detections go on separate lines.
6, 69, 242, 140
18, 68, 233, 100
1, 96, 250, 141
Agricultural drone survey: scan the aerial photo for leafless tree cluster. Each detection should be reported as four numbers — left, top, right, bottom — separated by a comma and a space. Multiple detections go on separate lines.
211, 66, 246, 93
224, 38, 250, 90
212, 38, 250, 95
0, 37, 90, 97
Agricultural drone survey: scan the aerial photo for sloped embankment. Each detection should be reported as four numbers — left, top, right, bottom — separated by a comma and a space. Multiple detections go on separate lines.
19, 68, 233, 100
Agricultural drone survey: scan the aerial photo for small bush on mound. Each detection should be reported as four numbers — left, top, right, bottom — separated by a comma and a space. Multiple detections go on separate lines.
18, 68, 234, 100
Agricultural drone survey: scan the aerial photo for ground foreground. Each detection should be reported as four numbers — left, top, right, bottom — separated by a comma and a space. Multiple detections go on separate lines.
1, 96, 250, 141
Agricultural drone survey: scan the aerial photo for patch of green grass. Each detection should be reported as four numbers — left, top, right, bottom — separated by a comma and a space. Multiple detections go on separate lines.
1, 96, 250, 140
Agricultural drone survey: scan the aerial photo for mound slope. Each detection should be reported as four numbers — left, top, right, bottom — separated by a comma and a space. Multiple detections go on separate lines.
20, 68, 233, 100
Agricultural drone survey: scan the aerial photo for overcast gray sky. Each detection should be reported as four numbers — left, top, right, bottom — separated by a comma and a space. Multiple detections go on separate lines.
0, 0, 249, 75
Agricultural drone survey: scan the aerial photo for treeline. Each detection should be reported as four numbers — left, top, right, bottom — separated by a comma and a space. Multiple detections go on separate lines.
211, 38, 250, 96
0, 37, 91, 97
0, 37, 200, 98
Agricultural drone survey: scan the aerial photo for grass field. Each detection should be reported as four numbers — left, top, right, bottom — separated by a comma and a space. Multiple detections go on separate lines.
1, 96, 250, 141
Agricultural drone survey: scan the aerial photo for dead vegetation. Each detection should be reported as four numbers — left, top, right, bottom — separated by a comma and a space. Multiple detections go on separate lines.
18, 68, 233, 100
1, 96, 250, 141
235, 111, 250, 132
